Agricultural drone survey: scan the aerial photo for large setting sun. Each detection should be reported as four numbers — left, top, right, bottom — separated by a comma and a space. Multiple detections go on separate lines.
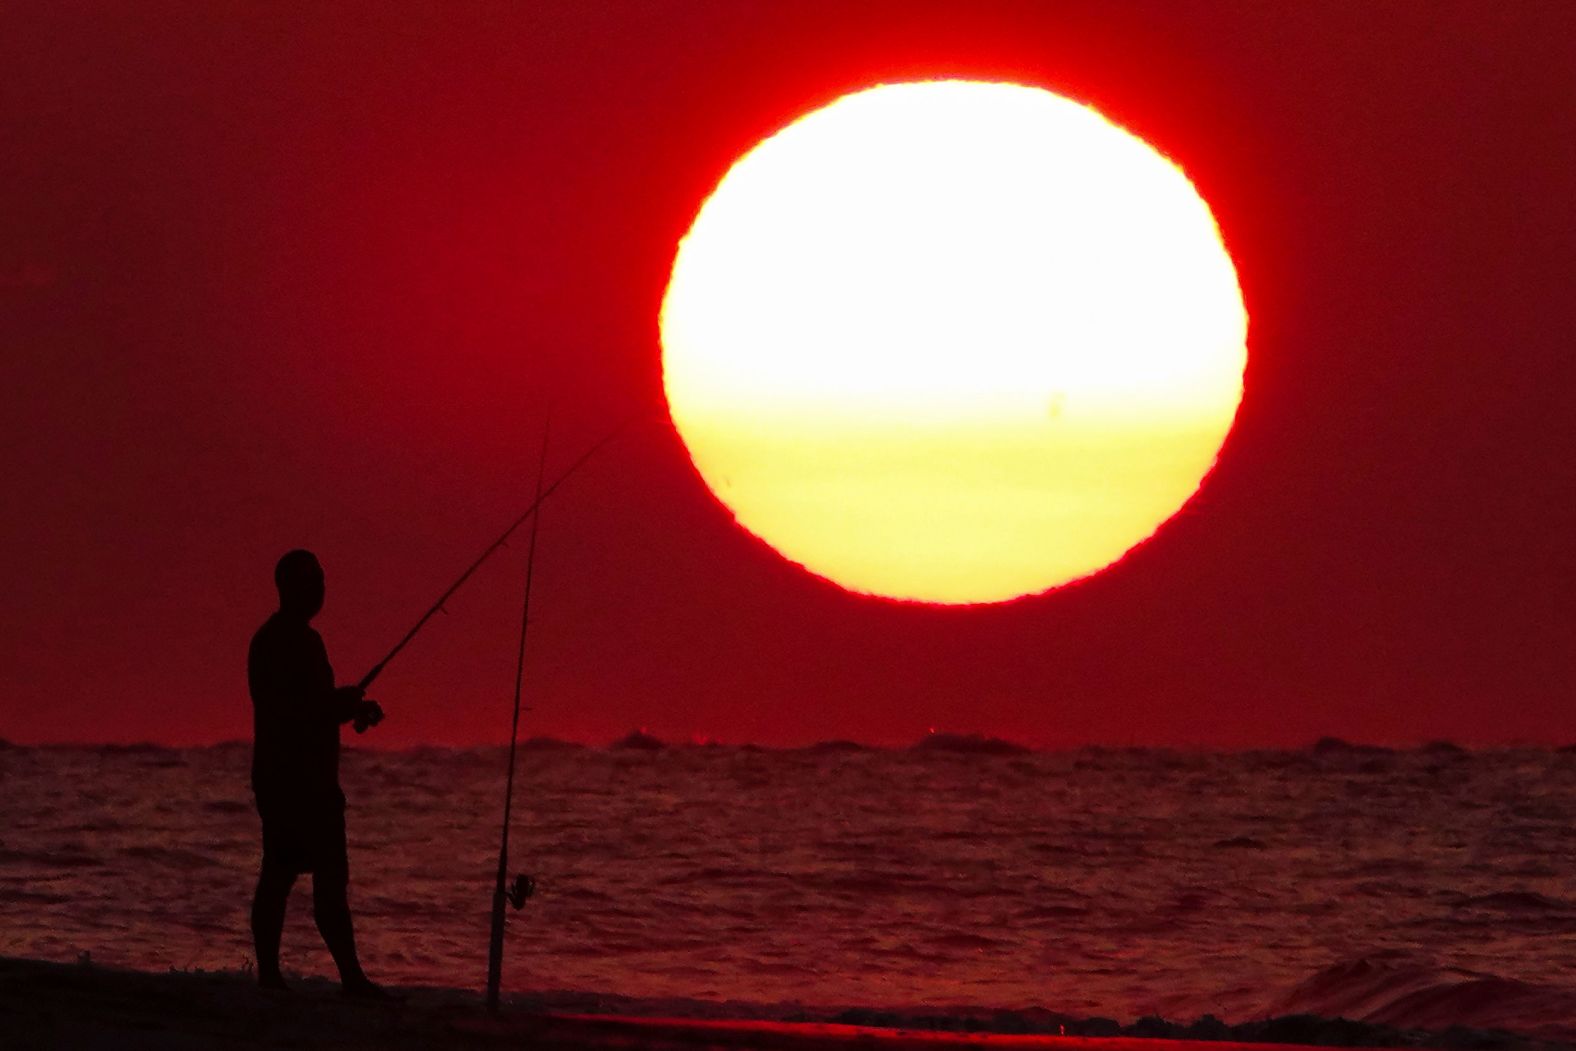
662, 80, 1247, 604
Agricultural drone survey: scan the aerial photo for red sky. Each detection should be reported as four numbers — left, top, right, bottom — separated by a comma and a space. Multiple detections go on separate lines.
3, 2, 1572, 748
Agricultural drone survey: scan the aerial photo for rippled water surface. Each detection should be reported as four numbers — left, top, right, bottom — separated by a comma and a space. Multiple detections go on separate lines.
4, 741, 1576, 1024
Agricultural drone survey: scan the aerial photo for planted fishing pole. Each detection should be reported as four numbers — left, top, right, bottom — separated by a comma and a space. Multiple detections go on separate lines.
349, 414, 636, 730
485, 423, 550, 1014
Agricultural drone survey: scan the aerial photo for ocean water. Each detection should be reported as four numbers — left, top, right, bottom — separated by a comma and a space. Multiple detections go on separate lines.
4, 738, 1576, 1037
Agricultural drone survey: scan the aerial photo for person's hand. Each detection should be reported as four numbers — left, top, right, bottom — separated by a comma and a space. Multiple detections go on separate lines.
336, 685, 366, 704
352, 700, 385, 734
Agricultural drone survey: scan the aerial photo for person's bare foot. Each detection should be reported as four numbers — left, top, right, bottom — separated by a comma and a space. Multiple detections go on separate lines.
258, 972, 291, 992
340, 977, 400, 1002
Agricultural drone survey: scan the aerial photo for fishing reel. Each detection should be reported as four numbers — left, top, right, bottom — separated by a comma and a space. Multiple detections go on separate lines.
351, 701, 385, 735
504, 873, 536, 910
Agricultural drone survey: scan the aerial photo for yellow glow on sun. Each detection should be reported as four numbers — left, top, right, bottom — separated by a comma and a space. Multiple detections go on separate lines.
661, 81, 1247, 604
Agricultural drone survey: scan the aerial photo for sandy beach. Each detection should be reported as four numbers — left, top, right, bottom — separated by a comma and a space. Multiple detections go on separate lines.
3, 954, 1551, 1051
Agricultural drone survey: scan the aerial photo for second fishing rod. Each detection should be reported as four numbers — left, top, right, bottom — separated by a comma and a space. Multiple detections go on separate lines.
485, 421, 551, 1013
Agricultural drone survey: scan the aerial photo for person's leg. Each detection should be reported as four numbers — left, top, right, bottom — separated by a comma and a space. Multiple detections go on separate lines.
251, 859, 296, 989
311, 809, 386, 993
312, 859, 370, 987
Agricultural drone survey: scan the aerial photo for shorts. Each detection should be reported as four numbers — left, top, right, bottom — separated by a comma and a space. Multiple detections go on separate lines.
256, 792, 348, 876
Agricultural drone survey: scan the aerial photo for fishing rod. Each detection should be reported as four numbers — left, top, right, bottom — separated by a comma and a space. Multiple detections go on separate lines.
485, 423, 550, 1014
351, 413, 638, 716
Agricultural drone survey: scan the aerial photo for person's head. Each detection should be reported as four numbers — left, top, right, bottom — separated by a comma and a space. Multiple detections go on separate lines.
274, 549, 325, 620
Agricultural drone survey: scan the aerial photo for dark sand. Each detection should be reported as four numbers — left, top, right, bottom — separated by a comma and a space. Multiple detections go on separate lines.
1, 955, 1524, 1050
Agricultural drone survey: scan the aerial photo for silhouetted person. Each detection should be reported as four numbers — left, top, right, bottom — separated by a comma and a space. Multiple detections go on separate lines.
248, 549, 390, 998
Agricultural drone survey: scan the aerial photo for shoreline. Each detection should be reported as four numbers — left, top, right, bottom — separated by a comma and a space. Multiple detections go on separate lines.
0, 955, 1539, 1050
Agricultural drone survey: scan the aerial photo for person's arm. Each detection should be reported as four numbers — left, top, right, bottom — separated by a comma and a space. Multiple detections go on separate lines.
329, 685, 365, 724
307, 631, 363, 724
310, 632, 384, 730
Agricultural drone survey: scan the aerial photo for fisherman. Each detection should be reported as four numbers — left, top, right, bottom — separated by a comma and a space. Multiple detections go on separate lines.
248, 549, 390, 998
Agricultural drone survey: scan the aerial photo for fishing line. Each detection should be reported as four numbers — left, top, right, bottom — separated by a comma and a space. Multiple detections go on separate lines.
353, 411, 643, 699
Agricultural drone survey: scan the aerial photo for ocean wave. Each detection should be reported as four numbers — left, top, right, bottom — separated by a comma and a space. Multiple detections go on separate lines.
1310, 737, 1396, 756
1271, 954, 1576, 1039
610, 730, 664, 751
1015, 903, 1088, 920
519, 736, 586, 752
1211, 835, 1267, 849
90, 743, 179, 756
118, 845, 219, 870
0, 847, 102, 869
799, 740, 872, 754
910, 733, 1030, 756
926, 930, 1012, 951
200, 800, 250, 815
1452, 891, 1573, 912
